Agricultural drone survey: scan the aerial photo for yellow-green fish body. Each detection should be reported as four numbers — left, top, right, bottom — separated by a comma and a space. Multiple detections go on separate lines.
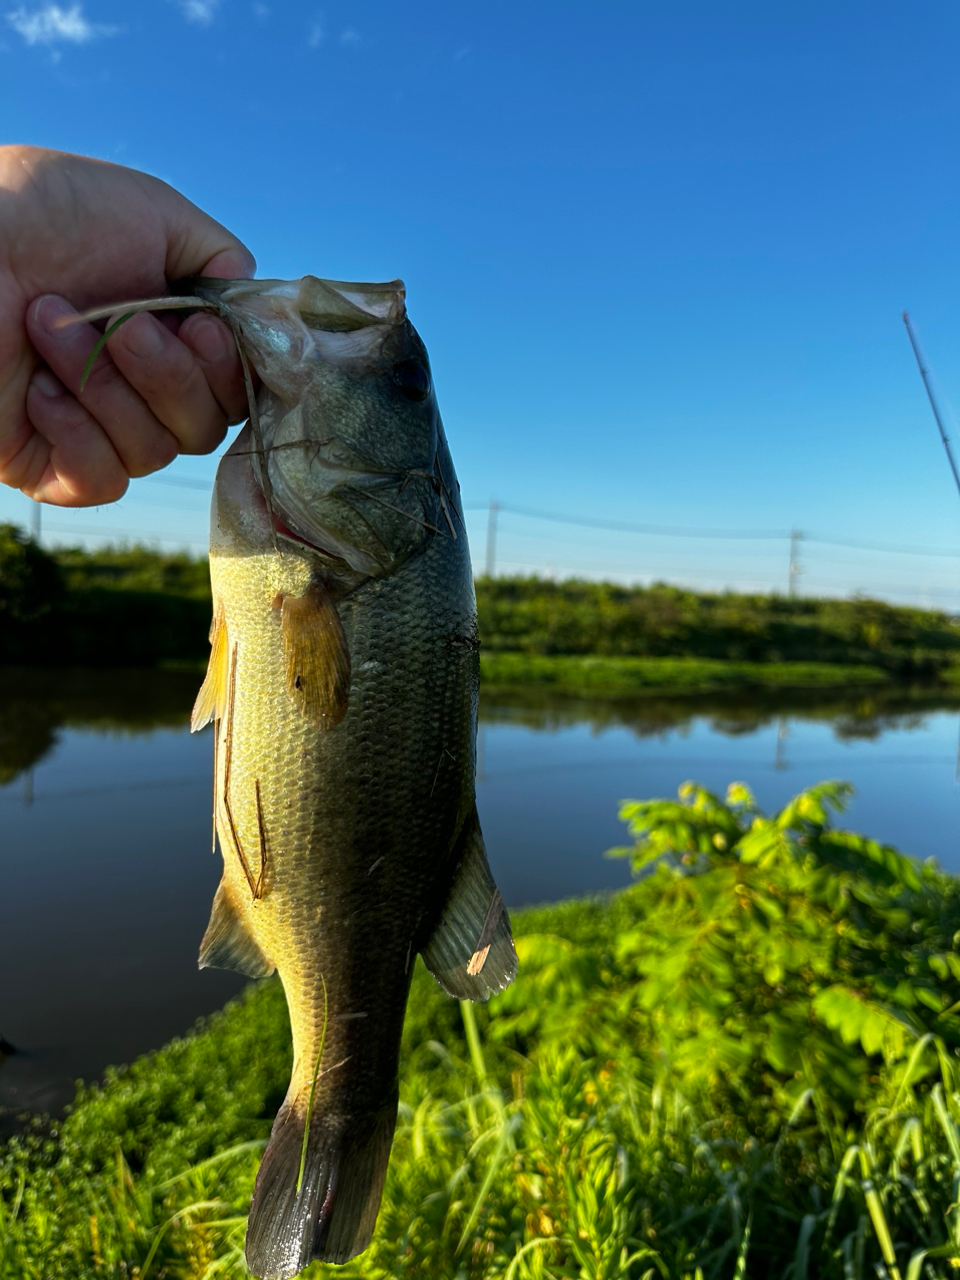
190, 276, 516, 1279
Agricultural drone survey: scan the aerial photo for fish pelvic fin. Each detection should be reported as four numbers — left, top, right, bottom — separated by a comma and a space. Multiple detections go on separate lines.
191, 602, 229, 732
198, 881, 274, 979
274, 582, 351, 729
245, 1095, 396, 1278
420, 807, 518, 1002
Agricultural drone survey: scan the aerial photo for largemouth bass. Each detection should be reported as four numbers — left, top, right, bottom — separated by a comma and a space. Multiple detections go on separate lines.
185, 275, 517, 1279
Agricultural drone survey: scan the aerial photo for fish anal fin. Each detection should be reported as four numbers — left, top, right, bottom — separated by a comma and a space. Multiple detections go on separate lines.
276, 582, 350, 729
191, 602, 228, 732
199, 881, 274, 979
246, 1095, 396, 1277
420, 808, 518, 1002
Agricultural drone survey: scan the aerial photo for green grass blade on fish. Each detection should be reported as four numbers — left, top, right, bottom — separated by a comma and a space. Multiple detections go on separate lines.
297, 974, 328, 1196
78, 313, 135, 391
60, 294, 222, 392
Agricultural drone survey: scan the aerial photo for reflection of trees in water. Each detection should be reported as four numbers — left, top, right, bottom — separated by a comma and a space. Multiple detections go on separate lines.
0, 668, 201, 785
3, 669, 959, 787
479, 687, 960, 744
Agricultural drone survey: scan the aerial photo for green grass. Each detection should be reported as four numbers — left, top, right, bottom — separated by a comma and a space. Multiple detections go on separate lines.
3, 782, 960, 1279
480, 651, 892, 696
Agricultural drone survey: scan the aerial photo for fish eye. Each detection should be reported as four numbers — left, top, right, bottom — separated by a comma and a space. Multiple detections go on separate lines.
393, 360, 431, 402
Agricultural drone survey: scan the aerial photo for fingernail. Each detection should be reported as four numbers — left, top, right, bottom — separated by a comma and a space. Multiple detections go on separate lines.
184, 314, 233, 363
31, 368, 65, 398
32, 295, 75, 335
118, 313, 164, 359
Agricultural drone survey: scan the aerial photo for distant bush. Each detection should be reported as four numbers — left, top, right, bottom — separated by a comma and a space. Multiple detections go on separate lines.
4, 529, 960, 679
476, 575, 960, 678
0, 531, 211, 666
0, 524, 63, 625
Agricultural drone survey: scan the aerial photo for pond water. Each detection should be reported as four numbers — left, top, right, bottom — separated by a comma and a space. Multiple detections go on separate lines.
2, 670, 959, 1122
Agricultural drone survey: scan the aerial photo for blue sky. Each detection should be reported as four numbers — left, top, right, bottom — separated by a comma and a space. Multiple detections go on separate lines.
2, 1, 959, 603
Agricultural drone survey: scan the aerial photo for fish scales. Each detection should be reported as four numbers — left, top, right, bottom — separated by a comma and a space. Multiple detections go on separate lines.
185, 274, 517, 1279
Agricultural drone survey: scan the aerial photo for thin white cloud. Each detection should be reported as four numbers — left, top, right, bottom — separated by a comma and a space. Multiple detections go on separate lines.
338, 26, 358, 45
252, 1, 269, 16
177, 0, 218, 25
307, 18, 322, 47
6, 3, 117, 45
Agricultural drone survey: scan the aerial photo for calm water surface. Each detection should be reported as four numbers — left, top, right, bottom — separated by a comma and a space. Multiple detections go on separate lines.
2, 672, 959, 1119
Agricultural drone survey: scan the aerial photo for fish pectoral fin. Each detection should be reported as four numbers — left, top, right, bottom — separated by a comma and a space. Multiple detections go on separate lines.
420, 807, 518, 1002
199, 881, 274, 979
277, 583, 351, 729
191, 603, 228, 732
246, 1096, 396, 1277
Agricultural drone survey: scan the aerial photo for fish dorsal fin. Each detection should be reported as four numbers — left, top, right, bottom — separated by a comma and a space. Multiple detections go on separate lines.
275, 583, 351, 729
191, 603, 228, 732
199, 881, 274, 979
420, 808, 518, 1002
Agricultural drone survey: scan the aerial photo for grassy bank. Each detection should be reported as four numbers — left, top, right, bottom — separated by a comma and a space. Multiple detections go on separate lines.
3, 781, 960, 1278
475, 577, 960, 679
480, 651, 893, 696
5, 526, 960, 685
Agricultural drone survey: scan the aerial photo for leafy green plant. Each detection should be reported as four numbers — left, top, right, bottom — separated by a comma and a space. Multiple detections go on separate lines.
608, 780, 960, 1124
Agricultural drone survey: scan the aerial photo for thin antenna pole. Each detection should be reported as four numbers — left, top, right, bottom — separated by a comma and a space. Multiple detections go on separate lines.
903, 311, 960, 501
485, 499, 499, 578
30, 499, 41, 544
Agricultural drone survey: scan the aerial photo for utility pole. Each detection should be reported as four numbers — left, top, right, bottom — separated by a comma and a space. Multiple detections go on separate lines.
775, 717, 789, 771
788, 528, 803, 597
485, 499, 500, 578
903, 311, 960, 502
30, 499, 41, 544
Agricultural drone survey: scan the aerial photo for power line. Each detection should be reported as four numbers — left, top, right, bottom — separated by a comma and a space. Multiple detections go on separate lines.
41, 520, 208, 546
467, 500, 960, 560
494, 501, 787, 541
139, 474, 213, 491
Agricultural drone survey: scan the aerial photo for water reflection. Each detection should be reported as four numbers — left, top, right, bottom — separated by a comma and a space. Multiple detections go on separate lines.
480, 685, 960, 743
2, 671, 960, 1126
0, 666, 197, 785
2, 670, 957, 789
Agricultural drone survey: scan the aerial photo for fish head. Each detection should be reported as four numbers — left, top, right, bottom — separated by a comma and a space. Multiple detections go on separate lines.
198, 276, 456, 581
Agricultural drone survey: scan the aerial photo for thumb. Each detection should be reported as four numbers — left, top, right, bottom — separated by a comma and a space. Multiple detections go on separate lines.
153, 178, 256, 282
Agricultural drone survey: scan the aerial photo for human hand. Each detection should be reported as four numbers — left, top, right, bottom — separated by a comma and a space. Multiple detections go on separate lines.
0, 145, 256, 506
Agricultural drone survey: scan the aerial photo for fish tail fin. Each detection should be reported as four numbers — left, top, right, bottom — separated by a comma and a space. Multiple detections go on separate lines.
245, 1095, 396, 1279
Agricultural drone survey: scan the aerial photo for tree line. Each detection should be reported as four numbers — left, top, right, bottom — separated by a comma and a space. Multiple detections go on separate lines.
2, 524, 960, 679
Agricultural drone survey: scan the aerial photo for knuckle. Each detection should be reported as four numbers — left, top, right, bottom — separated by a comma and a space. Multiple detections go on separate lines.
80, 354, 127, 399
179, 413, 228, 455
128, 430, 179, 478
